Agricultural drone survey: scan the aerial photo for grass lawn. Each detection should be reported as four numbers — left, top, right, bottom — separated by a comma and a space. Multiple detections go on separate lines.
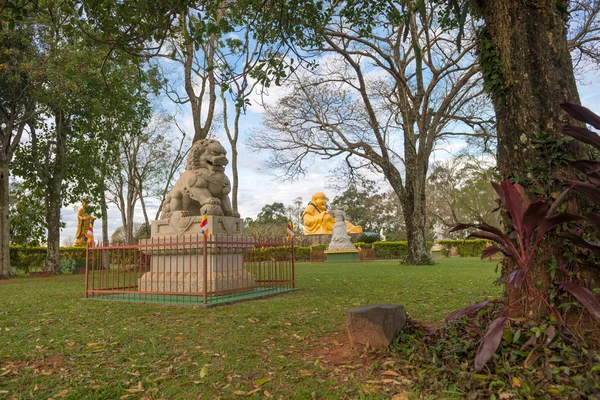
0, 257, 501, 399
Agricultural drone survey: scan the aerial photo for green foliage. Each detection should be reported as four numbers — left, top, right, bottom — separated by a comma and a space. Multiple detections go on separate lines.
136, 224, 150, 240
8, 182, 46, 246
9, 246, 86, 273
330, 183, 375, 229
356, 233, 380, 243
512, 130, 574, 195
427, 158, 501, 232
437, 239, 490, 257
330, 187, 403, 235
254, 202, 288, 225
477, 27, 506, 95
384, 231, 407, 241
391, 310, 600, 399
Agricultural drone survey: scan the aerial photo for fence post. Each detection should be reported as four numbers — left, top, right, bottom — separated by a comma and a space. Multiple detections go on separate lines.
84, 242, 89, 298
203, 233, 208, 305
291, 237, 295, 288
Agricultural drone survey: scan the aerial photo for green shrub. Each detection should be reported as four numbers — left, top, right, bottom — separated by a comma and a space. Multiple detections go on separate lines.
9, 246, 46, 273
369, 241, 408, 259
9, 246, 87, 273
356, 233, 381, 243
383, 231, 407, 241
436, 239, 489, 257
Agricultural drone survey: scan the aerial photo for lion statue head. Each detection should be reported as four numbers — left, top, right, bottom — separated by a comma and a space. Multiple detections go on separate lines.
186, 139, 229, 172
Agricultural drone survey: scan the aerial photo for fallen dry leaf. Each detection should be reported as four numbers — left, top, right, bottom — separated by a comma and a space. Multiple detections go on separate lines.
52, 389, 69, 398
124, 382, 144, 393
381, 370, 400, 377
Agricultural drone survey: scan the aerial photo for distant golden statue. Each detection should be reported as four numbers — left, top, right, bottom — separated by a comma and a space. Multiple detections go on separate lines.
75, 201, 96, 247
302, 192, 363, 235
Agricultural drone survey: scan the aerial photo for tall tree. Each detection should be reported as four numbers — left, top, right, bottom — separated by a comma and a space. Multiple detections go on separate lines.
249, 1, 492, 264
10, 2, 153, 272
470, 0, 597, 317
0, 26, 40, 277
159, 8, 221, 144
219, 29, 262, 214
107, 111, 186, 243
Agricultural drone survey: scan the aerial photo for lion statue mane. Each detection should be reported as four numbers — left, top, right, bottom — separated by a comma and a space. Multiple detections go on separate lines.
160, 139, 239, 220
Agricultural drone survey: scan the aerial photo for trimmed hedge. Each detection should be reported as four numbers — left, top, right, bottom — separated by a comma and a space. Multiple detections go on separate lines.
9, 246, 87, 273
436, 239, 489, 257
11, 240, 432, 271
292, 241, 424, 261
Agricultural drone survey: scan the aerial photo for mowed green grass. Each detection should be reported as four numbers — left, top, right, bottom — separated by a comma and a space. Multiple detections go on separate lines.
0, 258, 501, 399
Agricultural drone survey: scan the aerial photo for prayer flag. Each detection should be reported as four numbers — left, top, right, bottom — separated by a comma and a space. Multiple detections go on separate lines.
200, 209, 209, 238
287, 221, 295, 241
84, 224, 94, 243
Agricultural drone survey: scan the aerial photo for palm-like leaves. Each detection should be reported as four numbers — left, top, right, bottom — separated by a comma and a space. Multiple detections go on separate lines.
448, 178, 582, 372
450, 179, 582, 288
447, 103, 600, 372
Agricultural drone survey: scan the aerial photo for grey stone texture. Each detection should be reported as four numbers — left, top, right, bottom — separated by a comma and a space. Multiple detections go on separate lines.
345, 304, 407, 350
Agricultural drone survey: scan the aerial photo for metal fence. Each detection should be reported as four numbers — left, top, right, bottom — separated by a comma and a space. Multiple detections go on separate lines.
358, 247, 375, 261
84, 234, 295, 306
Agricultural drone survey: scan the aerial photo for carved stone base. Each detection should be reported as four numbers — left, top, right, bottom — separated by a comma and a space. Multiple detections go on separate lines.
151, 211, 244, 238
138, 269, 255, 293
139, 212, 255, 293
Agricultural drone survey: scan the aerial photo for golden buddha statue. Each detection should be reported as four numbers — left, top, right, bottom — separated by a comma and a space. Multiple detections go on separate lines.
302, 192, 363, 235
75, 201, 96, 247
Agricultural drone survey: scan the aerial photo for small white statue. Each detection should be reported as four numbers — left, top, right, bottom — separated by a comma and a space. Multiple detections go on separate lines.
328, 209, 357, 251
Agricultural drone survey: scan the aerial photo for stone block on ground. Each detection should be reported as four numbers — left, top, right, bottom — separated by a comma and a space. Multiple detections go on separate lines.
345, 304, 407, 350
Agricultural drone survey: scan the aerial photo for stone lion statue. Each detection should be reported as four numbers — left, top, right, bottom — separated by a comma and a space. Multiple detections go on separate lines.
160, 139, 239, 219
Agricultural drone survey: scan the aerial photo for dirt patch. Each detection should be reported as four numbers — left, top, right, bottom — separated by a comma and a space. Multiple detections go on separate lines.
308, 332, 368, 366
306, 332, 414, 398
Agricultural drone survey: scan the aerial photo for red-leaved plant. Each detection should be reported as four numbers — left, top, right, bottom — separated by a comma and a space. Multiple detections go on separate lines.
448, 179, 583, 370
447, 103, 600, 371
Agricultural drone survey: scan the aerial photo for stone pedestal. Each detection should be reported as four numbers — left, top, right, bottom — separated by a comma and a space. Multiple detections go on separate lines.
325, 249, 359, 262
139, 211, 255, 293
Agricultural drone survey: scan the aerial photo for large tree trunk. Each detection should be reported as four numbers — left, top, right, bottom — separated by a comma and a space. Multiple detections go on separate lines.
401, 154, 433, 265
43, 111, 68, 274
475, 1, 596, 317
44, 179, 61, 273
0, 162, 13, 278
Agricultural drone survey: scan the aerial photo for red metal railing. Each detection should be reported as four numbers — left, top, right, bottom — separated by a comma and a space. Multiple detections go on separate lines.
85, 234, 295, 305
